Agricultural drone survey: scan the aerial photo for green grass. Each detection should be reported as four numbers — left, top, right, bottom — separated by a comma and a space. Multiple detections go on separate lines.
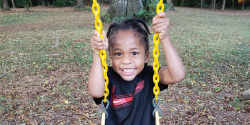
166, 8, 250, 85
0, 29, 93, 82
0, 12, 53, 25
0, 7, 250, 123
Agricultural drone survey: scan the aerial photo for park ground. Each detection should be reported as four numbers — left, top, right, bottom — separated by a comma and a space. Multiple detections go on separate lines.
0, 5, 250, 124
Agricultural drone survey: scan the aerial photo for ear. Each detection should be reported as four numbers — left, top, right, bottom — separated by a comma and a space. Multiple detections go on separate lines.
144, 51, 149, 63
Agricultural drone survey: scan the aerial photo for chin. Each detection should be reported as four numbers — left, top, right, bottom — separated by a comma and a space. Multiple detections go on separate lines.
121, 76, 136, 81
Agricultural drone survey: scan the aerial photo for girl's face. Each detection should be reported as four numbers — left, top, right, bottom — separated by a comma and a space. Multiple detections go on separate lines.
109, 30, 149, 81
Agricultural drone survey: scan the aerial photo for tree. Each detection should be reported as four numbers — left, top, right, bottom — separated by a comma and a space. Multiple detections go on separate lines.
47, 0, 50, 7
76, 0, 84, 8
3, 0, 10, 10
23, 0, 30, 11
180, 0, 184, 7
232, 0, 235, 9
11, 0, 15, 8
29, 0, 33, 6
167, 0, 175, 10
242, 0, 245, 10
42, 0, 46, 6
104, 0, 143, 20
201, 0, 205, 8
211, 0, 216, 9
222, 0, 226, 10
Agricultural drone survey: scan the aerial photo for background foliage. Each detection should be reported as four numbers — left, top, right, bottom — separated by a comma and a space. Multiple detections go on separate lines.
1, 0, 250, 11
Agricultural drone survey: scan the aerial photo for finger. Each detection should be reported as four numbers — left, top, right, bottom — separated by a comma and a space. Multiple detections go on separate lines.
93, 30, 100, 37
153, 23, 166, 31
91, 37, 105, 46
102, 30, 108, 42
153, 17, 169, 26
92, 35, 104, 43
157, 12, 167, 19
91, 42, 106, 50
152, 18, 165, 26
92, 40, 105, 47
102, 30, 109, 49
153, 25, 167, 34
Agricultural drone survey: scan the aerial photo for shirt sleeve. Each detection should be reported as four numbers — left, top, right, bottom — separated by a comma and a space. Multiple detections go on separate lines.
93, 96, 104, 105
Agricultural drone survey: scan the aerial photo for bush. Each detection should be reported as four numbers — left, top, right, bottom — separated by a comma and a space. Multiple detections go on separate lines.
112, 16, 130, 23
137, 0, 168, 23
52, 0, 74, 7
84, 0, 93, 6
0, 0, 2, 9
102, 13, 112, 23
188, 0, 196, 7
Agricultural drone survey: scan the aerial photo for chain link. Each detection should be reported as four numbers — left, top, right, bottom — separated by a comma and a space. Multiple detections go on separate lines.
92, 0, 109, 103
153, 0, 164, 101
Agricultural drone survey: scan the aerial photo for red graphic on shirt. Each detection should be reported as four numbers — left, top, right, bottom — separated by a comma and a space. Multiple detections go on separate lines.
111, 80, 145, 109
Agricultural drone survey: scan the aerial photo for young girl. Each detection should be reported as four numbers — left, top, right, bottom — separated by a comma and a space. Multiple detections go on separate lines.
88, 12, 185, 125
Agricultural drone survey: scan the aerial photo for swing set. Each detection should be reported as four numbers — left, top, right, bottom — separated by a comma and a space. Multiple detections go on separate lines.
92, 0, 165, 125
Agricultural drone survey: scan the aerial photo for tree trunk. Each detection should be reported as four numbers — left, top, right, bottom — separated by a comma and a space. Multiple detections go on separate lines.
29, 0, 33, 6
42, 0, 45, 6
201, 0, 205, 8
11, 0, 15, 8
25, 5, 29, 11
242, 0, 245, 10
3, 0, 10, 10
47, 0, 50, 7
210, 0, 213, 8
213, 0, 216, 10
232, 0, 234, 9
127, 0, 143, 17
23, 0, 30, 11
180, 0, 184, 7
77, 0, 84, 8
222, 0, 226, 10
105, 0, 143, 20
167, 0, 175, 10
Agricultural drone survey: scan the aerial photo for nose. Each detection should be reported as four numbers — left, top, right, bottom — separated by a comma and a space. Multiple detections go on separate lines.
122, 54, 131, 64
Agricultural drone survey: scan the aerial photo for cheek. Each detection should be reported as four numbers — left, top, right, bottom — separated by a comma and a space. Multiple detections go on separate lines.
110, 57, 112, 64
111, 58, 119, 66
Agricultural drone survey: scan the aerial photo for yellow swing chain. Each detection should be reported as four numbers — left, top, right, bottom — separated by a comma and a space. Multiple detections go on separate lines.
92, 1, 109, 124
92, 0, 109, 103
153, 0, 164, 125
153, 0, 164, 101
153, 1, 164, 125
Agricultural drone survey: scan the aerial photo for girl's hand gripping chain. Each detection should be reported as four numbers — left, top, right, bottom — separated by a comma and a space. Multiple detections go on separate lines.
91, 30, 109, 55
152, 12, 185, 85
152, 12, 170, 41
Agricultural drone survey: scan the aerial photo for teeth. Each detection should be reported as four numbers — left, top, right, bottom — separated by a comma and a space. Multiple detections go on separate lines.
123, 69, 134, 72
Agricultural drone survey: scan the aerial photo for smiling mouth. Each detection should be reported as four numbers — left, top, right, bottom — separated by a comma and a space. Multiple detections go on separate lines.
120, 68, 136, 75
121, 69, 135, 72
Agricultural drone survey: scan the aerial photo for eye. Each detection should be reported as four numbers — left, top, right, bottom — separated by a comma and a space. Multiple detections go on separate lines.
131, 52, 138, 55
115, 53, 122, 56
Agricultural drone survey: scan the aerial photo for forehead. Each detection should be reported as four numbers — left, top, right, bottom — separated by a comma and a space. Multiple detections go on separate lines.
111, 30, 144, 49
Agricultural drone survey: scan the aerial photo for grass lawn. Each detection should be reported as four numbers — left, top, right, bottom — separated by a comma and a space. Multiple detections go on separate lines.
0, 6, 250, 124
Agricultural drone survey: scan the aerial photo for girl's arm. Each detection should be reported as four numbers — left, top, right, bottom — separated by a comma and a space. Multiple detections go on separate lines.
88, 30, 108, 98
152, 12, 185, 85
159, 37, 185, 85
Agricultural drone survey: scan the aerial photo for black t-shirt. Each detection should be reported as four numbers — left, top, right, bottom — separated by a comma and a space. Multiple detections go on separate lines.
93, 64, 168, 125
